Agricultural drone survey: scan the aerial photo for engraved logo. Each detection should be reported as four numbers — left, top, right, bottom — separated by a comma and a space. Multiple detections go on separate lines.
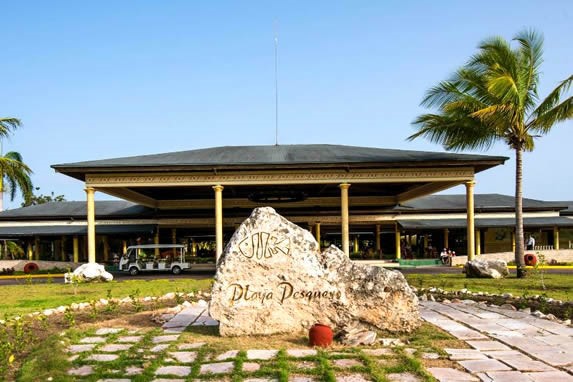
238, 232, 290, 259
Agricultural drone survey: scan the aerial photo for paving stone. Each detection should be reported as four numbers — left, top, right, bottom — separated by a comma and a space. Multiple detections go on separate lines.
458, 359, 512, 373
151, 379, 185, 382
215, 350, 239, 360
97, 379, 131, 382
485, 350, 555, 372
68, 355, 79, 362
68, 365, 94, 376
69, 344, 96, 353
178, 342, 206, 349
332, 358, 363, 368
243, 379, 278, 382
335, 374, 371, 382
155, 365, 192, 377
525, 371, 573, 381
287, 349, 318, 357
480, 371, 534, 382
427, 367, 479, 381
86, 353, 120, 362
125, 366, 144, 375
246, 349, 278, 360
386, 372, 422, 382
445, 348, 488, 360
467, 340, 511, 351
362, 348, 394, 356
162, 306, 206, 328
116, 336, 142, 343
150, 344, 170, 353
532, 350, 573, 366
242, 362, 261, 372
289, 377, 315, 382
169, 351, 197, 363
152, 334, 179, 343
200, 361, 235, 374
421, 352, 440, 359
404, 348, 416, 356
294, 360, 317, 369
100, 344, 132, 352
95, 328, 124, 335
80, 336, 106, 343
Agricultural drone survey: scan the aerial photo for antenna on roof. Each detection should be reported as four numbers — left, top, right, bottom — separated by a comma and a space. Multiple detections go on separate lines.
274, 21, 279, 146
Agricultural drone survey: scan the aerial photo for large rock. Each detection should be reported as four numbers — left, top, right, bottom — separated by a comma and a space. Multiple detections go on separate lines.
463, 259, 509, 279
65, 263, 113, 283
209, 207, 420, 336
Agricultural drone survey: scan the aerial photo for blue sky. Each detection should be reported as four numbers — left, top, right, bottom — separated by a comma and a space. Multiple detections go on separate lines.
1, 1, 572, 208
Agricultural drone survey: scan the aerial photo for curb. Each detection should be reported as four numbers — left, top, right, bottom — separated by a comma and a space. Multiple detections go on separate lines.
0, 273, 66, 280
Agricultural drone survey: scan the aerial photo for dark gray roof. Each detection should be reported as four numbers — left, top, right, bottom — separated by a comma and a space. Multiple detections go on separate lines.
401, 194, 567, 212
398, 216, 573, 230
52, 144, 508, 170
0, 224, 155, 237
552, 201, 573, 216
0, 201, 153, 220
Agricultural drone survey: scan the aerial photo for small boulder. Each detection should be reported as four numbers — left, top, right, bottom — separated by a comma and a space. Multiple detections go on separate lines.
65, 263, 113, 283
463, 259, 509, 279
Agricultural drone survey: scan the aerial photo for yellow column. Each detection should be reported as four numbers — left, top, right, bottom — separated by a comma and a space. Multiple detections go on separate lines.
34, 236, 40, 260
475, 229, 481, 256
102, 236, 109, 262
511, 231, 516, 252
465, 180, 476, 261
27, 242, 33, 260
213, 185, 224, 262
122, 240, 127, 255
73, 236, 79, 263
171, 228, 177, 255
423, 235, 429, 251
554, 227, 560, 250
315, 223, 321, 251
85, 186, 96, 263
444, 229, 449, 248
395, 223, 401, 259
191, 239, 197, 257
154, 229, 160, 258
353, 235, 359, 254
375, 224, 381, 258
339, 183, 351, 256
60, 236, 66, 261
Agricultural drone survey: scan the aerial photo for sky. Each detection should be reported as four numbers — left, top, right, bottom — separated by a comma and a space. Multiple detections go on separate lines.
1, 1, 572, 209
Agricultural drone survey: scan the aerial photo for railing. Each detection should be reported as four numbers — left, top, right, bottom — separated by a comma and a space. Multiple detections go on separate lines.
534, 245, 553, 251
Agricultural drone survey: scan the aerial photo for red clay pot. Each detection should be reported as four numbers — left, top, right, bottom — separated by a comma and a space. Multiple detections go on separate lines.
308, 323, 333, 347
524, 254, 537, 266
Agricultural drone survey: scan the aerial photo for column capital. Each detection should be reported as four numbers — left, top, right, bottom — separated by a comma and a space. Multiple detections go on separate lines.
212, 184, 224, 192
338, 183, 351, 190
84, 186, 95, 193
465, 180, 476, 188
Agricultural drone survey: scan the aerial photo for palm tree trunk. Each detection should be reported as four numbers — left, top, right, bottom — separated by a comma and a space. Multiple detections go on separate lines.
515, 147, 526, 278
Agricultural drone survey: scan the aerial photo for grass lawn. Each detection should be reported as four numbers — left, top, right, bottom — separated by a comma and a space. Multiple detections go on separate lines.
0, 278, 213, 319
404, 273, 573, 301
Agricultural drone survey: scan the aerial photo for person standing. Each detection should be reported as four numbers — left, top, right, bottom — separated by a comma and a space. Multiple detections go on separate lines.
526, 235, 535, 250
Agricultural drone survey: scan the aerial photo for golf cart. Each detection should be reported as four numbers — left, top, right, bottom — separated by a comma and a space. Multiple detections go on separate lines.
118, 244, 190, 275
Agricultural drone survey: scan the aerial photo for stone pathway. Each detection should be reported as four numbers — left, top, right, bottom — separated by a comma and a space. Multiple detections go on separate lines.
421, 300, 573, 381
62, 301, 573, 381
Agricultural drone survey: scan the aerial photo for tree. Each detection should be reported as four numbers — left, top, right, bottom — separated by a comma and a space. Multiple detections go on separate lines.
21, 187, 66, 207
0, 117, 34, 210
408, 30, 573, 278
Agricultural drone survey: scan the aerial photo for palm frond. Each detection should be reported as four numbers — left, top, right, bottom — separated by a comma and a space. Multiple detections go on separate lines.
0, 153, 33, 202
529, 75, 573, 123
529, 96, 573, 133
0, 118, 21, 137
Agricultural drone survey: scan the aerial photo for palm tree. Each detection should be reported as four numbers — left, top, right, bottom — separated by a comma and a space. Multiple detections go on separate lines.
0, 117, 33, 211
408, 30, 573, 278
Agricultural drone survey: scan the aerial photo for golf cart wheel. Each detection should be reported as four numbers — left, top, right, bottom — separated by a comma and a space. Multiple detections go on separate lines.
171, 266, 182, 275
129, 266, 139, 276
